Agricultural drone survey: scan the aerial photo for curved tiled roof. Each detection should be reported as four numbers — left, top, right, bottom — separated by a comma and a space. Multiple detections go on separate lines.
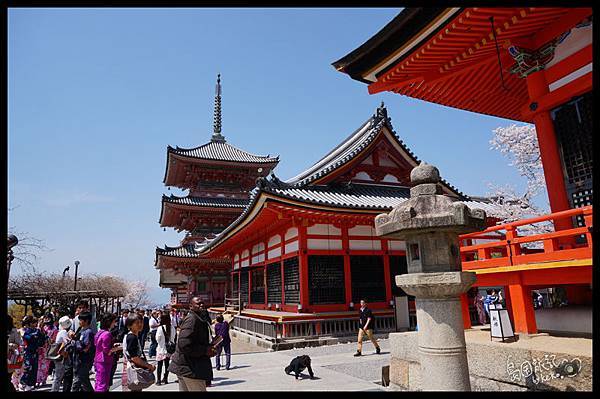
268, 184, 410, 210
168, 141, 279, 164
156, 243, 199, 258
285, 104, 466, 198
198, 180, 502, 255
155, 236, 220, 259
162, 194, 249, 208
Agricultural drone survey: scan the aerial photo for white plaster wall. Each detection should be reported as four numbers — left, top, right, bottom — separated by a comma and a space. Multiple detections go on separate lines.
348, 225, 376, 236
285, 227, 298, 240
285, 240, 299, 253
252, 242, 265, 254
307, 223, 341, 235
307, 238, 343, 250
268, 247, 282, 259
535, 306, 592, 334
349, 240, 381, 250
268, 234, 281, 247
388, 241, 406, 251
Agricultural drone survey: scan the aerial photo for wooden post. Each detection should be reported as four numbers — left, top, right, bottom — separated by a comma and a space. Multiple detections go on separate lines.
526, 70, 572, 231
507, 277, 538, 335
460, 293, 472, 329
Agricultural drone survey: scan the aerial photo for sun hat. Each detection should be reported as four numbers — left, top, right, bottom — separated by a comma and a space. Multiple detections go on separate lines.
59, 316, 72, 329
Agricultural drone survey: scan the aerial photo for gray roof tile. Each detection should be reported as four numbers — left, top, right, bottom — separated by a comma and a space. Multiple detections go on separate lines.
162, 194, 249, 208
169, 141, 279, 164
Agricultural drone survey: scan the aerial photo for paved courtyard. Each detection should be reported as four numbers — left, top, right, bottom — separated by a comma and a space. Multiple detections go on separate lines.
110, 336, 390, 391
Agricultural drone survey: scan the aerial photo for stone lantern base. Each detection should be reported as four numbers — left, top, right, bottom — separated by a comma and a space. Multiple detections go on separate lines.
397, 271, 476, 391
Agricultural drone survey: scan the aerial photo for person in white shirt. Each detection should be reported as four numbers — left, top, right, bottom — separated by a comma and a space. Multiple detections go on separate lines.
170, 308, 180, 330
155, 312, 176, 385
148, 310, 160, 358
51, 316, 72, 392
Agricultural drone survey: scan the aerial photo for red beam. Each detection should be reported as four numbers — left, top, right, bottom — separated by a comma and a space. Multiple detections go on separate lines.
545, 44, 592, 84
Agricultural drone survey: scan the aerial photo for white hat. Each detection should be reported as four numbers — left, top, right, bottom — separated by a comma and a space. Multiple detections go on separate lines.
59, 316, 72, 329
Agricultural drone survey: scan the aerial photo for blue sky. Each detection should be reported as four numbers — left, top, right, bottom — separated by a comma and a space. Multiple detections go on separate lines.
8, 8, 538, 304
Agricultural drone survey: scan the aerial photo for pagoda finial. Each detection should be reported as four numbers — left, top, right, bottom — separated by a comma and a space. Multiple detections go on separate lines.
211, 74, 226, 143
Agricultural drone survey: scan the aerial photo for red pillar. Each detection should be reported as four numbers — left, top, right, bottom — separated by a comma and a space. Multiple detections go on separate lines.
460, 293, 472, 329
526, 70, 572, 231
298, 224, 309, 312
507, 278, 538, 334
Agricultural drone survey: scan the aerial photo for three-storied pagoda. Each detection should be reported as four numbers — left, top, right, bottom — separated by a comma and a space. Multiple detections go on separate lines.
155, 75, 279, 307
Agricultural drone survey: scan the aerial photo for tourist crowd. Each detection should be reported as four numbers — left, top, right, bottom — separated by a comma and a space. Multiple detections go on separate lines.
6, 300, 206, 392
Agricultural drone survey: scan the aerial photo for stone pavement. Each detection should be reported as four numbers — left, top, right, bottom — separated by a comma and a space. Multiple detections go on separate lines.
138, 336, 390, 392
31, 335, 389, 392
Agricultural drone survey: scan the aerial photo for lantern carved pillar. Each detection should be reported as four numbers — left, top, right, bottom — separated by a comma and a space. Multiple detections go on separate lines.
375, 163, 486, 391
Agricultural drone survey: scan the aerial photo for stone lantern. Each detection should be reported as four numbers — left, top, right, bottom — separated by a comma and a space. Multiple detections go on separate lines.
375, 162, 486, 391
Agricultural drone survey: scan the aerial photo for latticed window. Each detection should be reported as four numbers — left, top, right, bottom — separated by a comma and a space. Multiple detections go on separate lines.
308, 255, 345, 305
267, 262, 282, 304
284, 257, 300, 304
240, 271, 249, 303
350, 255, 386, 303
250, 268, 265, 304
552, 91, 593, 227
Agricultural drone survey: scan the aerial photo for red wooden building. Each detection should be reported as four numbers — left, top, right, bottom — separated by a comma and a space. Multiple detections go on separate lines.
333, 7, 593, 335
199, 104, 496, 321
155, 75, 279, 307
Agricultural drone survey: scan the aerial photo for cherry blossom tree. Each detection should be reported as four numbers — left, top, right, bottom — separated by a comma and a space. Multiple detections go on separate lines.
122, 280, 152, 310
488, 124, 552, 239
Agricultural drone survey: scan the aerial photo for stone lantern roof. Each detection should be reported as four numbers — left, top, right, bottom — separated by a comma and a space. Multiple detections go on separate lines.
375, 162, 486, 240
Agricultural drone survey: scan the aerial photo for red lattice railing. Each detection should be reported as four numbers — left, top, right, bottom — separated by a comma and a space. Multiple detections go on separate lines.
460, 206, 592, 270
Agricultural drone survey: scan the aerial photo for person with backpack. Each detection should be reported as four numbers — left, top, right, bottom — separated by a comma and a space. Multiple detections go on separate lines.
155, 312, 176, 385
121, 312, 155, 392
93, 313, 120, 392
68, 311, 96, 391
49, 316, 72, 392
354, 299, 381, 357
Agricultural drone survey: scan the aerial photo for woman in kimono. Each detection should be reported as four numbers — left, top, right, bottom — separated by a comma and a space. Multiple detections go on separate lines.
37, 313, 58, 387
19, 316, 46, 391
93, 313, 119, 391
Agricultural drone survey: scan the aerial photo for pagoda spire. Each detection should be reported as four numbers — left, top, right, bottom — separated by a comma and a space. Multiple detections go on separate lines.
211, 74, 226, 143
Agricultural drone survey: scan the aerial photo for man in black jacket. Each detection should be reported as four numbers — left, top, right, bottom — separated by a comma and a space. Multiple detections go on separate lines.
168, 297, 217, 391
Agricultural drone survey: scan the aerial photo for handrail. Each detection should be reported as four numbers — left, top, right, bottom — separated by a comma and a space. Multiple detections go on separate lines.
459, 206, 592, 270
460, 205, 592, 239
